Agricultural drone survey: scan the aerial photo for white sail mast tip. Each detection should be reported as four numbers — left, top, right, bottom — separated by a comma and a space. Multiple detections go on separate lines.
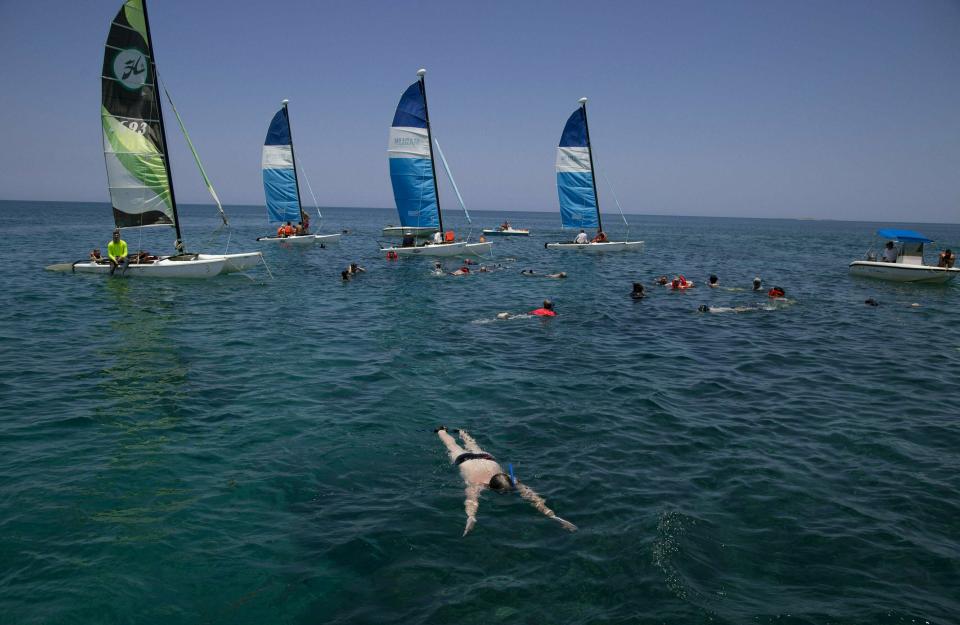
417, 68, 427, 76
578, 97, 588, 104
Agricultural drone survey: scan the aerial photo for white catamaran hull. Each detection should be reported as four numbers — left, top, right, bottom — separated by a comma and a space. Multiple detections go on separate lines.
70, 256, 227, 278
197, 252, 263, 274
546, 241, 644, 252
257, 233, 341, 246
381, 242, 468, 257
482, 228, 530, 236
465, 242, 493, 255
848, 261, 959, 284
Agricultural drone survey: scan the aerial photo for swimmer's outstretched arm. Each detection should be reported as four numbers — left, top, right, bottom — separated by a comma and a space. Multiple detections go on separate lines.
517, 482, 578, 532
437, 428, 465, 463
458, 429, 483, 454
463, 483, 481, 536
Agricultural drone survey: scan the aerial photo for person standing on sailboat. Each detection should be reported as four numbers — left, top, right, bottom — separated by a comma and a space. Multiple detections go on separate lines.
107, 229, 128, 275
434, 427, 577, 536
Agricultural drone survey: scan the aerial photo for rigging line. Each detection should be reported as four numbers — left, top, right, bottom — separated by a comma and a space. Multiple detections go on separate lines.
433, 137, 470, 225
157, 73, 228, 226
594, 156, 630, 228
296, 163, 322, 222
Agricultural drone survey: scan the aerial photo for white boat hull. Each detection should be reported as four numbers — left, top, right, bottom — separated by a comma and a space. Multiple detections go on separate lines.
197, 252, 262, 274
382, 226, 437, 237
70, 255, 226, 278
482, 228, 530, 236
380, 241, 468, 257
546, 240, 644, 252
848, 261, 959, 283
465, 242, 493, 255
257, 233, 341, 246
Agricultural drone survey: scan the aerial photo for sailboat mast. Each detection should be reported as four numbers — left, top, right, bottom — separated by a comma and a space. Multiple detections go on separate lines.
418, 69, 444, 234
580, 98, 603, 233
282, 100, 305, 222
139, 0, 184, 250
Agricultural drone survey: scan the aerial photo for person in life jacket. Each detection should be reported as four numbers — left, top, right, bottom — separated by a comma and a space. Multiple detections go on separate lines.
277, 221, 295, 237
591, 230, 608, 243
434, 426, 577, 536
768, 286, 786, 298
444, 230, 455, 243
530, 299, 556, 316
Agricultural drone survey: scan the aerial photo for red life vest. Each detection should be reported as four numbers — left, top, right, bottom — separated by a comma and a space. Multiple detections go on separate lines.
530, 308, 556, 317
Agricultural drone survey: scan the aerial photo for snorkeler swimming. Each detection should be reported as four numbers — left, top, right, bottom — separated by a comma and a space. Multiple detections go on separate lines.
434, 427, 577, 536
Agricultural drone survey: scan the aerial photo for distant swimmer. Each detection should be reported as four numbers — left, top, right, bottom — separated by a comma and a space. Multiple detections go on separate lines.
752, 277, 762, 291
521, 270, 566, 279
574, 229, 589, 244
434, 426, 577, 536
670, 275, 694, 290
865, 298, 879, 306
432, 262, 444, 275
708, 274, 719, 288
530, 299, 556, 316
698, 304, 710, 312
655, 275, 669, 286
631, 283, 645, 299
451, 265, 471, 276
768, 286, 786, 298
698, 303, 763, 314
340, 270, 351, 281
348, 262, 366, 275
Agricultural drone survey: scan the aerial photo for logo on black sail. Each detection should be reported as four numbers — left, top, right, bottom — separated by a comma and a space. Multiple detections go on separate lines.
113, 49, 149, 90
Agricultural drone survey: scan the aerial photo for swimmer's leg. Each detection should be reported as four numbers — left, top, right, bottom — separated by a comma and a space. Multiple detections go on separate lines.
437, 429, 466, 463
458, 430, 484, 454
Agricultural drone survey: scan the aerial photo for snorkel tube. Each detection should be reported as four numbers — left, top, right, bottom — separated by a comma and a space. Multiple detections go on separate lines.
508, 463, 517, 487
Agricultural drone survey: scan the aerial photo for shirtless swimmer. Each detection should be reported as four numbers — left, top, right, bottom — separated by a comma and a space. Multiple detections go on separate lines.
434, 426, 577, 536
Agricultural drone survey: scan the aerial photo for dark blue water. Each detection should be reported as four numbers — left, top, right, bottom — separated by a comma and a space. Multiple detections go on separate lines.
1, 201, 958, 624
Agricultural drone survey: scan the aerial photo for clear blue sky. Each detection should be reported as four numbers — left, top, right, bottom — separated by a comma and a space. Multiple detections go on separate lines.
2, 0, 960, 222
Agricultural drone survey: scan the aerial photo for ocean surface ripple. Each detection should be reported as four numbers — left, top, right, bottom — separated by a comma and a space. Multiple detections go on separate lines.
1, 202, 958, 624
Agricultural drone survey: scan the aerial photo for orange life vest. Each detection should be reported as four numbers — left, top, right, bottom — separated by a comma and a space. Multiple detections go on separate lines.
444, 230, 455, 242
531, 308, 556, 317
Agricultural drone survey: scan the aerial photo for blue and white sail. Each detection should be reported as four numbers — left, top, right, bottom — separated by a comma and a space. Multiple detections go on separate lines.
262, 105, 301, 223
388, 78, 439, 229
556, 102, 599, 229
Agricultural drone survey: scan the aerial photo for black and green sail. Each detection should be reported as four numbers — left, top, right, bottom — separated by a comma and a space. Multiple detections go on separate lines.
101, 0, 179, 231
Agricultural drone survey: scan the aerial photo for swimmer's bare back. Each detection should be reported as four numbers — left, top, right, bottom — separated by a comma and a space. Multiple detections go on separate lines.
434, 427, 578, 535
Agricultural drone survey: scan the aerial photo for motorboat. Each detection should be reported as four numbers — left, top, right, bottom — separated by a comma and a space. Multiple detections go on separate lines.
849, 228, 958, 283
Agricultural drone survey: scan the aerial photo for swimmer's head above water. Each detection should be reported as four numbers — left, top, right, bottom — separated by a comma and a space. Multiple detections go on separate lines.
489, 473, 514, 491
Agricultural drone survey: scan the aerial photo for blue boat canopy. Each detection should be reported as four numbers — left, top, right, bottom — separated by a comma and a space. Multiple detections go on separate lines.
876, 228, 933, 243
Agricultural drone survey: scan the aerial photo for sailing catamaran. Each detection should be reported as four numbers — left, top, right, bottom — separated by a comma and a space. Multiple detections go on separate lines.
55, 0, 260, 278
256, 100, 340, 246
379, 69, 491, 257
546, 98, 643, 252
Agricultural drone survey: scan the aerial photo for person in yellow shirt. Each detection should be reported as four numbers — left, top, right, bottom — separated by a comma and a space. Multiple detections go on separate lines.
107, 229, 128, 275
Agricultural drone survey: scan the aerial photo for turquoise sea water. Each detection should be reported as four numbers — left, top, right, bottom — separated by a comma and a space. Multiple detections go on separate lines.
1, 200, 958, 625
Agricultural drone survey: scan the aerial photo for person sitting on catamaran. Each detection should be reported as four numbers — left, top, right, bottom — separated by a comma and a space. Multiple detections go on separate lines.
89, 248, 103, 263
530, 299, 556, 316
295, 222, 305, 235
434, 426, 577, 536
432, 231, 443, 245
277, 222, 296, 238
444, 230, 456, 243
107, 229, 128, 275
591, 230, 608, 243
574, 229, 589, 244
